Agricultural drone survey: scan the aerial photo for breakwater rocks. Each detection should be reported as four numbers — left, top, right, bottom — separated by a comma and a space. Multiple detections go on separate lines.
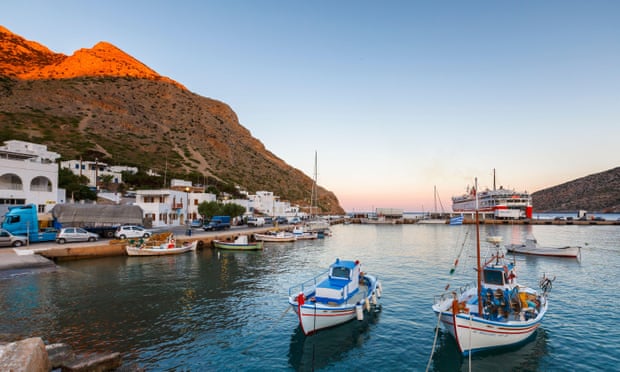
0, 337, 137, 371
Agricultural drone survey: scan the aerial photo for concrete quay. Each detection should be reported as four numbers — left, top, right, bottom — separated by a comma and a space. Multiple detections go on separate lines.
0, 225, 289, 272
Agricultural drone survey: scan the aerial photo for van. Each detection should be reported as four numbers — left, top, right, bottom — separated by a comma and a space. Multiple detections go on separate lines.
247, 217, 265, 227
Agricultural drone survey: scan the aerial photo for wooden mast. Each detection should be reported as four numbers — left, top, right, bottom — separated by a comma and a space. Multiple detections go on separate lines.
475, 177, 482, 315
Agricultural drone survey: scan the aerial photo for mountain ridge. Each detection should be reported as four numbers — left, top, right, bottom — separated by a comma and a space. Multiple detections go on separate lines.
0, 25, 344, 214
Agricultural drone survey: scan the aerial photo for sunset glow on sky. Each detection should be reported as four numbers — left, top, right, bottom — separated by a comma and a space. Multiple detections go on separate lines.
2, 1, 619, 212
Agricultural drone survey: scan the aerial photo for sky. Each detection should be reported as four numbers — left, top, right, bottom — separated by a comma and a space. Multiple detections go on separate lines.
2, 1, 619, 212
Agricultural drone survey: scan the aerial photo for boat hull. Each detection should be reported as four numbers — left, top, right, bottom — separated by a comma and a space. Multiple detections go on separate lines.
289, 275, 381, 335
432, 290, 547, 355
213, 240, 263, 250
506, 244, 580, 258
125, 241, 197, 256
253, 233, 296, 242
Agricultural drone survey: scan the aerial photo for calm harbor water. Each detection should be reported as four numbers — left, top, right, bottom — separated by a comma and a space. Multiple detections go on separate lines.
1, 222, 619, 371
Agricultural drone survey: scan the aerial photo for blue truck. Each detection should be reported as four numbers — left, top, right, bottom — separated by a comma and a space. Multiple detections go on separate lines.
2, 203, 143, 242
203, 216, 231, 231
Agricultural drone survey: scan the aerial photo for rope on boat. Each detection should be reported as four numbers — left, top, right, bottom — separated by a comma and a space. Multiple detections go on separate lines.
241, 306, 291, 354
450, 230, 470, 275
425, 309, 443, 372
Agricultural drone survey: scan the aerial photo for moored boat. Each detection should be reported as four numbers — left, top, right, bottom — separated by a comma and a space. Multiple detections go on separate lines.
212, 235, 263, 250
432, 177, 553, 355
254, 231, 297, 242
288, 258, 382, 335
506, 238, 581, 258
292, 225, 318, 240
125, 233, 197, 256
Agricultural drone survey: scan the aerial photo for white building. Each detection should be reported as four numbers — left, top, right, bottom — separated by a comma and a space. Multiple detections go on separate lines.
135, 185, 216, 227
0, 140, 64, 213
60, 159, 125, 188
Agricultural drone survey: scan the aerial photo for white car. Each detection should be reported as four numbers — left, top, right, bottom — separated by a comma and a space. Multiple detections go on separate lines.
247, 217, 265, 227
114, 225, 152, 239
56, 227, 98, 244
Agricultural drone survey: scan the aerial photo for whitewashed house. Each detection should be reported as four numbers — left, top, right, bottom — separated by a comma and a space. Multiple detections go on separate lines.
0, 140, 64, 213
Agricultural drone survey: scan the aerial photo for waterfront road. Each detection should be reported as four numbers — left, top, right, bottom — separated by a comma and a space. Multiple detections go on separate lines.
0, 224, 289, 274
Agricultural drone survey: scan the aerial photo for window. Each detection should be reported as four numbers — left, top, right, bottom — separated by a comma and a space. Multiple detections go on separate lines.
331, 267, 350, 279
483, 269, 504, 285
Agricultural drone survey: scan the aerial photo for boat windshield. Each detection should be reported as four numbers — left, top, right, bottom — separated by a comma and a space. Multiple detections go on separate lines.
483, 268, 504, 286
331, 267, 350, 279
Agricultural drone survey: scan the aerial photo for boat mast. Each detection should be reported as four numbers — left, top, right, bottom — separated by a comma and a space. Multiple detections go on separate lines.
310, 150, 318, 217
475, 177, 482, 315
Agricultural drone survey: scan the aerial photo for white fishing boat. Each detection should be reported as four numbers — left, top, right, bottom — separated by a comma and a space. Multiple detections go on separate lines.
288, 258, 382, 335
125, 233, 197, 256
292, 225, 318, 240
431, 178, 553, 355
506, 238, 581, 258
212, 235, 263, 251
487, 235, 503, 244
254, 231, 297, 242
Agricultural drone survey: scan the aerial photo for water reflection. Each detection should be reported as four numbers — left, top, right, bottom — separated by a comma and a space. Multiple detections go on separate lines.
288, 306, 382, 371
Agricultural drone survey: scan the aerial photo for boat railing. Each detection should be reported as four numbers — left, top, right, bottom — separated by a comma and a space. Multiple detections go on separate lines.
288, 269, 329, 298
433, 281, 475, 305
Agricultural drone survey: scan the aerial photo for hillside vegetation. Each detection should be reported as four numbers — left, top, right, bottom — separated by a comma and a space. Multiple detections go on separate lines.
532, 167, 620, 212
0, 26, 344, 214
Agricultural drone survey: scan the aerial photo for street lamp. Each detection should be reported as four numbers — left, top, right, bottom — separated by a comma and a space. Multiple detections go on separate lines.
185, 186, 191, 236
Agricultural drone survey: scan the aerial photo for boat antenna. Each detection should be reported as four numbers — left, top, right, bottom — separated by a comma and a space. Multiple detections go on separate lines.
475, 177, 482, 315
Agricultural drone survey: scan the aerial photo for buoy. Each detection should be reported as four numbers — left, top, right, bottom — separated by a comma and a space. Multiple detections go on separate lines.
365, 297, 370, 311
356, 303, 364, 320
376, 282, 382, 298
297, 292, 305, 306
372, 292, 378, 305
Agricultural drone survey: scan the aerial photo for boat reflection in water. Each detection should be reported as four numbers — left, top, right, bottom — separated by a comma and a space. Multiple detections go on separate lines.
288, 304, 381, 371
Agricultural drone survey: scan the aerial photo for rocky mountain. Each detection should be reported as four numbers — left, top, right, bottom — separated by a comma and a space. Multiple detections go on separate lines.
0, 26, 344, 214
532, 167, 620, 212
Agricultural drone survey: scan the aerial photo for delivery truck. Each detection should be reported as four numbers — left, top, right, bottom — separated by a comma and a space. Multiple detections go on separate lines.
2, 203, 144, 242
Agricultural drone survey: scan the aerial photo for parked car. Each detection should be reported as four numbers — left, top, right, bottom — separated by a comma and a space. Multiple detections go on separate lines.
56, 227, 99, 244
247, 217, 265, 227
190, 219, 203, 228
0, 228, 29, 247
114, 225, 152, 239
264, 216, 273, 225
275, 216, 288, 225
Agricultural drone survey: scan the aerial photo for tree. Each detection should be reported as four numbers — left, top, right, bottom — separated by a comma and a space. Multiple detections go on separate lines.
198, 201, 221, 221
197, 201, 247, 221
58, 167, 96, 201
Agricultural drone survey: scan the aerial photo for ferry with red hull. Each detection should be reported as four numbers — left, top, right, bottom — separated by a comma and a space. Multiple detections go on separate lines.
451, 172, 533, 219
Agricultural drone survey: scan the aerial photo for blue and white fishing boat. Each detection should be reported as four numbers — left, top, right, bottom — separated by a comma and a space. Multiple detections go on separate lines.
288, 259, 382, 335
431, 178, 554, 355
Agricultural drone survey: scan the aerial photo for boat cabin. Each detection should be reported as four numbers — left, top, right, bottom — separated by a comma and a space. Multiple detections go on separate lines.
315, 259, 361, 304
482, 262, 515, 289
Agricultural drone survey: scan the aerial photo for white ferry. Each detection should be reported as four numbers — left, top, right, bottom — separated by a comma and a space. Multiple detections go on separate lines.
452, 184, 532, 219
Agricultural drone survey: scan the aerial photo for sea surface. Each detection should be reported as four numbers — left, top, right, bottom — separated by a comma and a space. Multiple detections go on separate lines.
1, 221, 619, 371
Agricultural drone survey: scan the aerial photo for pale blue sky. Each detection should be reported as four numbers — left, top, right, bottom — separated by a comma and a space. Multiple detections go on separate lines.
3, 1, 619, 211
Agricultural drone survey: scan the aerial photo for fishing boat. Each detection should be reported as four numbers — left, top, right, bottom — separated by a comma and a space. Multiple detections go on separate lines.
506, 238, 581, 258
288, 258, 382, 335
253, 231, 297, 242
486, 235, 503, 245
292, 225, 318, 240
125, 233, 197, 256
431, 178, 553, 355
212, 235, 263, 250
